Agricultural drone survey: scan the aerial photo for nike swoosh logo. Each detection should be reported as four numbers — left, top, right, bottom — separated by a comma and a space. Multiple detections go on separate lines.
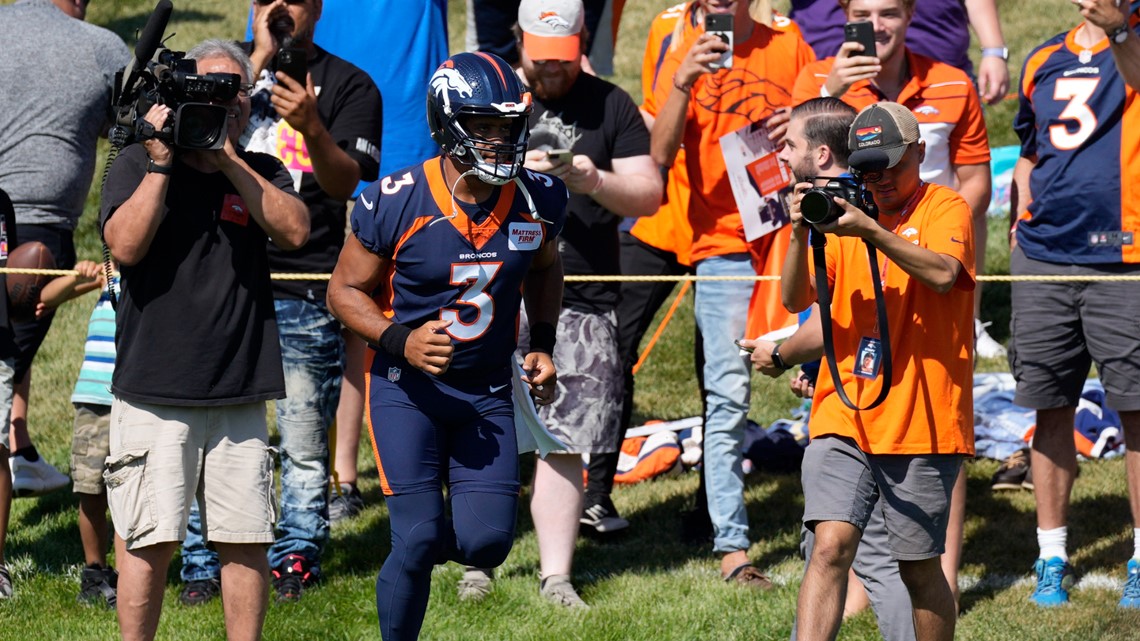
490, 383, 509, 393
361, 195, 374, 210
950, 237, 964, 244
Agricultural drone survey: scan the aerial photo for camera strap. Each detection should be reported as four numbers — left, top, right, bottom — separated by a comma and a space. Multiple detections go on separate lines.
810, 232, 892, 411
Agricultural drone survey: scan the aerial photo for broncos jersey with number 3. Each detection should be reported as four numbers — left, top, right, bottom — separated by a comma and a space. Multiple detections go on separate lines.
351, 157, 567, 378
1015, 16, 1140, 264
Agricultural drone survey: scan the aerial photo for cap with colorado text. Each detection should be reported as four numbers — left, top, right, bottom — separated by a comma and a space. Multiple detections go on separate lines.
848, 102, 919, 169
519, 0, 584, 62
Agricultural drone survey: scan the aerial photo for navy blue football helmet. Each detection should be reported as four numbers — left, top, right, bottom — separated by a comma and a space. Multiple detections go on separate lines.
427, 52, 532, 185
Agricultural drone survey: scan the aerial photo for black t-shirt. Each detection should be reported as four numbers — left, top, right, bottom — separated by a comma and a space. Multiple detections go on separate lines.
100, 144, 297, 406
526, 72, 650, 313
0, 188, 15, 359
240, 43, 383, 302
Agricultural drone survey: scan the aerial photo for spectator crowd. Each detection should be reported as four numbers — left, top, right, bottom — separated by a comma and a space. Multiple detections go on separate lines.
1, 1, 1140, 640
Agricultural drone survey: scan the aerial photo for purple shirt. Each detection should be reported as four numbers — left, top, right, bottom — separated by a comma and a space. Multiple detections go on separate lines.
789, 0, 972, 76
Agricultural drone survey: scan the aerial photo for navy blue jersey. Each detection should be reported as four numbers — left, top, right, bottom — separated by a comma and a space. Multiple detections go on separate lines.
1014, 15, 1140, 264
351, 157, 567, 380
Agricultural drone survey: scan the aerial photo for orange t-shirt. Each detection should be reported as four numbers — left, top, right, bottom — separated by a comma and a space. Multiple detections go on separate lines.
791, 49, 990, 188
634, 2, 697, 266
655, 20, 815, 264
808, 183, 976, 455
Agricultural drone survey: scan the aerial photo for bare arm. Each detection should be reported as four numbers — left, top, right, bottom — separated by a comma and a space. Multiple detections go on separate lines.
964, 0, 1010, 104
103, 106, 173, 266
1078, 0, 1140, 90
38, 261, 103, 310
271, 73, 363, 201
954, 162, 993, 226
1009, 155, 1036, 248
520, 240, 564, 405
781, 183, 817, 313
327, 234, 454, 375
213, 142, 310, 250
525, 153, 661, 218
650, 33, 726, 166
740, 304, 823, 378
822, 198, 963, 293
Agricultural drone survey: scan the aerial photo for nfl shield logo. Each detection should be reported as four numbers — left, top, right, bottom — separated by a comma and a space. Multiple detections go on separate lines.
387, 367, 402, 382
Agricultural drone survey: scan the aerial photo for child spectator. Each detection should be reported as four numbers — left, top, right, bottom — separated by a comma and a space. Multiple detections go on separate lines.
37, 261, 115, 606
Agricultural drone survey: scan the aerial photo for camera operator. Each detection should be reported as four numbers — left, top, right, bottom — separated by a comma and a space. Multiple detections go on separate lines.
178, 0, 383, 607
778, 102, 974, 641
745, 98, 957, 641
100, 39, 308, 641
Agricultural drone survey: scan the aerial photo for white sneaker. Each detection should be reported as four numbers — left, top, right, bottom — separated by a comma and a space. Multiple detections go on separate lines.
11, 454, 70, 497
975, 319, 1007, 359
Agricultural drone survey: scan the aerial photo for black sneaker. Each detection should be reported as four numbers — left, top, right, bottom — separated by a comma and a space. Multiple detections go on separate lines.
179, 577, 221, 606
78, 564, 118, 609
991, 448, 1031, 491
328, 482, 365, 524
580, 496, 630, 535
272, 554, 317, 603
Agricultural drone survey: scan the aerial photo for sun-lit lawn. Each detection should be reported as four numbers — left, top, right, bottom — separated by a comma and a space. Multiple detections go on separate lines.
3, 0, 1137, 639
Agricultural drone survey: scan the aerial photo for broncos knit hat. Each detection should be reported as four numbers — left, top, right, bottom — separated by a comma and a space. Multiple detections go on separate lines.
519, 0, 585, 61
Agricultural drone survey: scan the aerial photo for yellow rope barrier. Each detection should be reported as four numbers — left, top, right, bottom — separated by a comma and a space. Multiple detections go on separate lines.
4, 268, 1140, 283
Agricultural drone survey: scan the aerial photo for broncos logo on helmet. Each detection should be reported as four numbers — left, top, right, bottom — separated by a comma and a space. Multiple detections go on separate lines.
427, 52, 533, 186
429, 67, 475, 116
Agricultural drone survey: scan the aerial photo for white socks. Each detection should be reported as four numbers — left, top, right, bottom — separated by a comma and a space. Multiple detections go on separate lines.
1037, 526, 1068, 561
1133, 528, 1140, 561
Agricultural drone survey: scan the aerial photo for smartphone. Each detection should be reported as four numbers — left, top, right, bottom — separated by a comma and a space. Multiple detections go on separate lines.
547, 148, 574, 164
844, 21, 877, 58
734, 338, 754, 354
705, 13, 733, 70
276, 47, 307, 85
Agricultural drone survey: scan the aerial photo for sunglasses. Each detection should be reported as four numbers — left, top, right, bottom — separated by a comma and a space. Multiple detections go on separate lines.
255, 0, 308, 6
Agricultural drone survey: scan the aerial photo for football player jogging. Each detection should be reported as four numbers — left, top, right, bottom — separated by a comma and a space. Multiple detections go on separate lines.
326, 52, 566, 641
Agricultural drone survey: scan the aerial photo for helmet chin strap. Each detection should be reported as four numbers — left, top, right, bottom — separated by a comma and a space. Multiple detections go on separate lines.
513, 175, 553, 224
429, 167, 480, 227
433, 149, 553, 227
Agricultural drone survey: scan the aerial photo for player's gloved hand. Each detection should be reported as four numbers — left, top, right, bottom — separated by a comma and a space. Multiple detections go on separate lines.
406, 319, 454, 375
521, 351, 557, 406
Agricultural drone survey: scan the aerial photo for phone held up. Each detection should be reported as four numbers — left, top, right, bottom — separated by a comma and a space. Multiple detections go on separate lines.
844, 21, 877, 58
705, 13, 733, 70
276, 46, 307, 85
547, 148, 574, 164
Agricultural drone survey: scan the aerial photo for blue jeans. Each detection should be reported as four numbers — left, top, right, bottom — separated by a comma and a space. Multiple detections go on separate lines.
180, 499, 221, 582
181, 298, 344, 579
694, 254, 754, 554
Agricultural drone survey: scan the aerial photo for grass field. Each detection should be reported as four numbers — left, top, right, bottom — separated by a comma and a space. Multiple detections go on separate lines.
2, 0, 1139, 639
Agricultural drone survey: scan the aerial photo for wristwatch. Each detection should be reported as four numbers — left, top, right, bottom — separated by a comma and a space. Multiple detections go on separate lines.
1108, 23, 1131, 45
770, 345, 792, 371
981, 46, 1009, 61
146, 158, 173, 175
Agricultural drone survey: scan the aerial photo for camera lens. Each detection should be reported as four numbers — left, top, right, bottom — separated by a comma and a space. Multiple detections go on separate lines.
174, 104, 228, 150
800, 190, 837, 226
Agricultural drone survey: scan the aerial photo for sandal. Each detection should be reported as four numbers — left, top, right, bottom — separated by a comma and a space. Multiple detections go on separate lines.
724, 563, 774, 589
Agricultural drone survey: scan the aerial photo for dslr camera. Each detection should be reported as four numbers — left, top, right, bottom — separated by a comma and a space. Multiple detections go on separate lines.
799, 176, 878, 226
110, 1, 237, 150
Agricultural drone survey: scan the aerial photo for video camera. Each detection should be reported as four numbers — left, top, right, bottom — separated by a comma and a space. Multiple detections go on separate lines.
109, 0, 236, 151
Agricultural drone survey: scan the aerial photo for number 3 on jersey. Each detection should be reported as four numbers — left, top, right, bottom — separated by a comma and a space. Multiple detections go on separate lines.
1049, 77, 1100, 150
441, 263, 502, 341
